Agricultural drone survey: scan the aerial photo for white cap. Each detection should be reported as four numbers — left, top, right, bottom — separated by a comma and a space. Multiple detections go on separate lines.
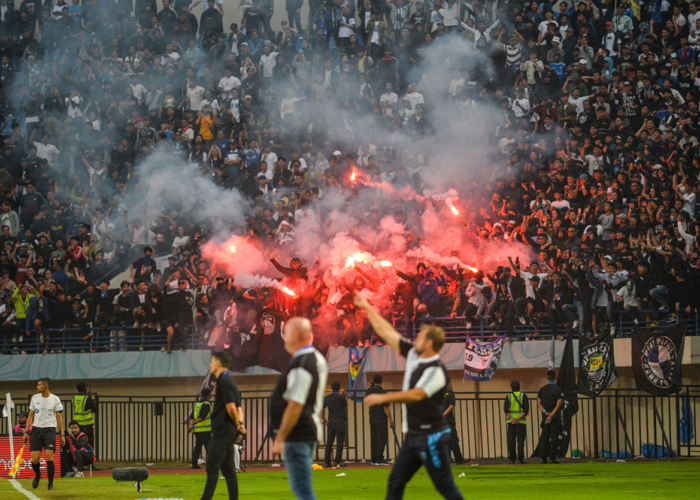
552, 37, 560, 44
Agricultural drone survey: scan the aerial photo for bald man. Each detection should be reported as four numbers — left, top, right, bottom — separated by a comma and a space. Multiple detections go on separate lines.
270, 318, 328, 500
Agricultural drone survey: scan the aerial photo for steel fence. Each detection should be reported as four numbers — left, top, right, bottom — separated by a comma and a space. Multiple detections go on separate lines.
3, 387, 698, 463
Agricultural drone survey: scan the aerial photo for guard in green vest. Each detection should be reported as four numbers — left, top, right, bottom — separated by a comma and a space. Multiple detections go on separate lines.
72, 381, 98, 469
189, 388, 213, 469
503, 380, 529, 464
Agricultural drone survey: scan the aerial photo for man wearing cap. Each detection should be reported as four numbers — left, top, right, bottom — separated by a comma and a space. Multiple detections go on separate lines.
366, 374, 394, 465
601, 21, 621, 57
72, 382, 98, 464
190, 388, 213, 469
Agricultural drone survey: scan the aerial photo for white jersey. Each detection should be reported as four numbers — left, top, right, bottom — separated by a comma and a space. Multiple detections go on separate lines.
29, 393, 64, 428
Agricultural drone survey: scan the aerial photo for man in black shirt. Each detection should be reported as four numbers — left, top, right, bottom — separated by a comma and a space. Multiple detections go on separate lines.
442, 378, 467, 465
200, 351, 245, 500
366, 374, 394, 466
356, 293, 463, 500
536, 370, 564, 464
270, 317, 328, 500
321, 380, 347, 468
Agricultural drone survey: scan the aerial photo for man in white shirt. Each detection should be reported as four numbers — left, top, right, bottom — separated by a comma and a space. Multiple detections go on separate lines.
379, 82, 398, 118
218, 68, 241, 100
24, 377, 65, 491
568, 87, 593, 115
189, 0, 223, 13
161, 44, 180, 66
129, 75, 148, 104
402, 83, 425, 117
34, 134, 60, 167
187, 80, 206, 111
258, 43, 278, 82
512, 87, 530, 117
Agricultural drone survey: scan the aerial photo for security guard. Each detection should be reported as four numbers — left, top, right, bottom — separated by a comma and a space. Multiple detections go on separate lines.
537, 369, 564, 464
190, 388, 213, 469
503, 380, 529, 464
72, 381, 98, 468
321, 380, 347, 468
443, 378, 468, 465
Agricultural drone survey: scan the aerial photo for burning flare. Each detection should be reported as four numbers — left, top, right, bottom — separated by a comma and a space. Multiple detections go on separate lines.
379, 260, 393, 267
281, 286, 297, 297
230, 245, 236, 253
449, 205, 459, 216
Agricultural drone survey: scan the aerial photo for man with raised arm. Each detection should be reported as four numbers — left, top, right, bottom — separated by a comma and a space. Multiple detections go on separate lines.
354, 293, 464, 500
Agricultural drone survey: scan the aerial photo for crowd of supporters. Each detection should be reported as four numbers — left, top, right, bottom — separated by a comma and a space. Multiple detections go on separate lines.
0, 0, 699, 355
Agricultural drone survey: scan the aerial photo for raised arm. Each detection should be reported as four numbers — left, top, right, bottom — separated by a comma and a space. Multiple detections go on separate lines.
353, 291, 403, 354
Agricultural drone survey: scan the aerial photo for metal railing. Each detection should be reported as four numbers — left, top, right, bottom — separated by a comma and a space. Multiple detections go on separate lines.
411, 309, 700, 341
0, 325, 202, 355
2, 388, 698, 463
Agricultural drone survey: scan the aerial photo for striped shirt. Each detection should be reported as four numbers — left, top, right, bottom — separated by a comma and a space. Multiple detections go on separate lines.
506, 43, 523, 66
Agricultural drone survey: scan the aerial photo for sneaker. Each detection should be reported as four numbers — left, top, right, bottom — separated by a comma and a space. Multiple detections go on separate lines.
74, 471, 84, 477
18, 335, 23, 343
518, 316, 526, 325
39, 334, 44, 343
325, 463, 333, 468
610, 325, 616, 337
650, 322, 660, 328
197, 459, 206, 466
11, 336, 16, 343
508, 460, 515, 464
658, 305, 669, 313
83, 332, 94, 341
666, 314, 677, 324
466, 322, 472, 329
549, 459, 560, 464
456, 458, 469, 465
32, 477, 40, 489
64, 472, 75, 478
334, 462, 347, 468
48, 484, 54, 490
139, 347, 144, 351
572, 320, 579, 330
160, 347, 166, 352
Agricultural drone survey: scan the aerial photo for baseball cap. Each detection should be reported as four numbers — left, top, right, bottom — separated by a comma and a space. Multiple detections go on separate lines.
579, 59, 587, 65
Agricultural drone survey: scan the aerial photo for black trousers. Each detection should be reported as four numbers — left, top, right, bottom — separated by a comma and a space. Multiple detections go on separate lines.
387, 431, 463, 500
447, 423, 463, 462
192, 431, 212, 466
506, 423, 526, 461
200, 433, 238, 500
74, 450, 94, 471
370, 419, 388, 463
539, 417, 563, 461
324, 420, 346, 466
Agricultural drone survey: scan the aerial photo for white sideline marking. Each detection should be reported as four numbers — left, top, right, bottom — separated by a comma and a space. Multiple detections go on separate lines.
9, 479, 42, 500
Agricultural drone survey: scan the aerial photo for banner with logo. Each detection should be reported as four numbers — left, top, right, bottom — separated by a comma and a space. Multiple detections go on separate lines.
632, 322, 686, 396
463, 334, 505, 382
577, 331, 617, 396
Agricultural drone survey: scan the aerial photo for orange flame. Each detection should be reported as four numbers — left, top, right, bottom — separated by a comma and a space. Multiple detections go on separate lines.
464, 265, 478, 273
449, 205, 459, 216
230, 245, 236, 253
281, 286, 296, 297
379, 260, 392, 267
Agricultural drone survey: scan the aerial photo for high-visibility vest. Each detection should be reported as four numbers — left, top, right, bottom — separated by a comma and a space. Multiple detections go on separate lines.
193, 401, 212, 433
72, 395, 94, 426
507, 392, 526, 423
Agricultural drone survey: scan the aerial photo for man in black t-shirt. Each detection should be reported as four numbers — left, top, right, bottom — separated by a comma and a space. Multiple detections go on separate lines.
366, 374, 394, 466
200, 351, 245, 500
356, 293, 463, 500
442, 379, 467, 465
321, 380, 347, 468
536, 370, 564, 464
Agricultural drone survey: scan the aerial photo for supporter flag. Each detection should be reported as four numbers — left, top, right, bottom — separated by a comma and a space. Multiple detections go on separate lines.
348, 346, 369, 402
257, 311, 290, 373
628, 0, 641, 20
463, 334, 505, 381
632, 322, 686, 396
8, 444, 25, 477
556, 330, 578, 457
577, 331, 617, 396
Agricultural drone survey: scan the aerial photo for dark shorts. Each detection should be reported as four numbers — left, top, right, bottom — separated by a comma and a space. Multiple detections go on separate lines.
30, 427, 57, 452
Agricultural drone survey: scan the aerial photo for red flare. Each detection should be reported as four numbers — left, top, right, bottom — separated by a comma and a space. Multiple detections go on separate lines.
379, 260, 392, 267
281, 286, 296, 297
230, 245, 236, 253
449, 205, 459, 216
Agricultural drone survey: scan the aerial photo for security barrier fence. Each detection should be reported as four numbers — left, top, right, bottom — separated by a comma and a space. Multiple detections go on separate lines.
2, 387, 698, 462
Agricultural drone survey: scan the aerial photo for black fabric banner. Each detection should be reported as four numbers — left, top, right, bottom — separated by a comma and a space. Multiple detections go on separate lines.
577, 331, 617, 396
632, 322, 686, 396
556, 330, 578, 457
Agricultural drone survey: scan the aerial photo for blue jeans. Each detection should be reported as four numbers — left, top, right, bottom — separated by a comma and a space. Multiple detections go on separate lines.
284, 441, 317, 500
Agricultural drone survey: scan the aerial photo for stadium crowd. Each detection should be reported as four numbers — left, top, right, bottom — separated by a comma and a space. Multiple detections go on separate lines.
0, 0, 700, 355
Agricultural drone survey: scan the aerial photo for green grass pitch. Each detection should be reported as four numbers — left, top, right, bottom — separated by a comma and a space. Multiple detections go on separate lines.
2, 461, 699, 499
